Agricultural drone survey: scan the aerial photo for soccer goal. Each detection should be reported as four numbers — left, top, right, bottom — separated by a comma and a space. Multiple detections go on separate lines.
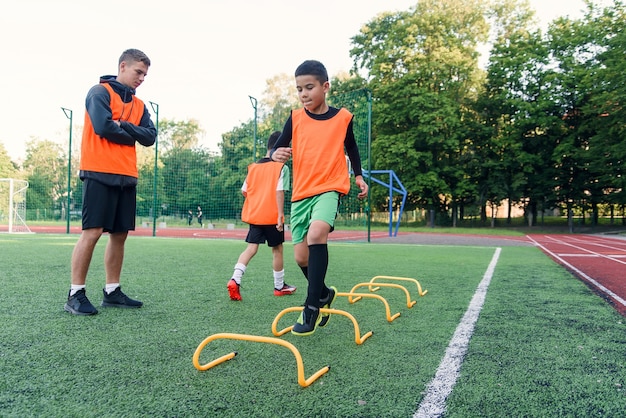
0, 178, 32, 233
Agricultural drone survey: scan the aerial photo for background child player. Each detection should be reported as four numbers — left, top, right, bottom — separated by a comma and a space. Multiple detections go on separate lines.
227, 131, 296, 301
270, 60, 368, 335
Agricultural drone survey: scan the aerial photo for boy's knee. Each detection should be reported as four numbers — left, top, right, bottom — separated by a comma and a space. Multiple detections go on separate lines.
294, 254, 307, 266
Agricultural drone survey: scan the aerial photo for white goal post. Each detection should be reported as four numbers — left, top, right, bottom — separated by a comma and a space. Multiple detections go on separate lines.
0, 178, 32, 233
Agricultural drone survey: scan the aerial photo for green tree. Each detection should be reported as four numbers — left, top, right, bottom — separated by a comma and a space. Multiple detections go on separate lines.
0, 143, 19, 179
22, 139, 67, 220
581, 1, 626, 223
218, 121, 257, 217
350, 0, 489, 220
479, 20, 563, 225
547, 1, 625, 226
138, 119, 203, 219
260, 73, 299, 132
157, 118, 203, 152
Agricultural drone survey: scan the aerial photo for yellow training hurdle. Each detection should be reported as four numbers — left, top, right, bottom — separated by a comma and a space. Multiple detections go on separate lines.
271, 306, 373, 345
193, 276, 428, 388
192, 332, 330, 388
336, 292, 401, 322
349, 282, 417, 308
369, 275, 428, 297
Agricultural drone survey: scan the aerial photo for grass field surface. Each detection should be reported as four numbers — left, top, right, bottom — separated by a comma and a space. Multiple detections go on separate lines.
1, 234, 624, 417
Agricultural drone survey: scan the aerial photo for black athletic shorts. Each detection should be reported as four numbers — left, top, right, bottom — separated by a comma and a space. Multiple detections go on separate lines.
81, 178, 136, 233
245, 224, 284, 247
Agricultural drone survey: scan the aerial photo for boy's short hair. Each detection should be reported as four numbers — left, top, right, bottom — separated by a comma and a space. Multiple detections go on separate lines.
267, 131, 282, 150
295, 60, 328, 83
119, 49, 151, 67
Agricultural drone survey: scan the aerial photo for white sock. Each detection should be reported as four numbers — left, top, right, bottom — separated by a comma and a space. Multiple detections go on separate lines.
105, 283, 120, 294
69, 284, 85, 297
232, 263, 246, 284
273, 269, 284, 289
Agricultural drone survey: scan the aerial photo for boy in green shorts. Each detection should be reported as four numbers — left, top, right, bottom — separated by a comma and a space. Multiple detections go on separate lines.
270, 60, 368, 335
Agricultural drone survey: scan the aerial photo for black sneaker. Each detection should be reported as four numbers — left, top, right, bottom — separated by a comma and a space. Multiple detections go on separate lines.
101, 287, 143, 308
318, 286, 337, 327
64, 289, 98, 315
291, 306, 321, 336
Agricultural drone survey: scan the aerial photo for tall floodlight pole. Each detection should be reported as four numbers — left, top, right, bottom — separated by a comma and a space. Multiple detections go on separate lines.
61, 107, 73, 234
249, 96, 258, 160
149, 101, 159, 237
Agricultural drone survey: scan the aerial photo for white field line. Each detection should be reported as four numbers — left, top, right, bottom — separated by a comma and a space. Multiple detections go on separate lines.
527, 235, 626, 310
414, 247, 502, 418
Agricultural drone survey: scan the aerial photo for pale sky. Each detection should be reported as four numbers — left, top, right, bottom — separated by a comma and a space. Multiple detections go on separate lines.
0, 0, 605, 161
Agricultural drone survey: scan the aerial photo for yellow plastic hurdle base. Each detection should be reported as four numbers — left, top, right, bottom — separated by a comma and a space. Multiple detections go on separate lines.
370, 275, 428, 297
192, 332, 329, 388
336, 292, 401, 322
349, 282, 417, 308
272, 306, 373, 345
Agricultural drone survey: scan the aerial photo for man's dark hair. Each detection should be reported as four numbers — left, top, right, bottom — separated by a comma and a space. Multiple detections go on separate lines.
119, 49, 151, 67
295, 60, 328, 83
267, 131, 282, 150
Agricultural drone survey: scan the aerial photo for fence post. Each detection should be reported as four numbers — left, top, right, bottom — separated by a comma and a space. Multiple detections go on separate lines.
61, 108, 73, 234
150, 101, 159, 237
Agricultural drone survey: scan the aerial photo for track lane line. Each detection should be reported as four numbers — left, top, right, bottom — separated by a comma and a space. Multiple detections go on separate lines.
532, 235, 626, 266
527, 236, 626, 311
561, 235, 626, 252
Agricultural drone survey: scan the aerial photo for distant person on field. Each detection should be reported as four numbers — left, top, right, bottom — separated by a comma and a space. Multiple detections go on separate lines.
227, 131, 296, 301
196, 206, 204, 228
270, 60, 368, 335
187, 210, 193, 226
197, 206, 203, 227
64, 48, 156, 315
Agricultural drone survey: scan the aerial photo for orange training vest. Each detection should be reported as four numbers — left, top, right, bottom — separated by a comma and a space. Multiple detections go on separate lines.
241, 161, 285, 225
79, 83, 145, 178
291, 107, 352, 202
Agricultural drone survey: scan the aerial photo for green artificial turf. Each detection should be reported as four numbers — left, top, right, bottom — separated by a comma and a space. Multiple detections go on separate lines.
0, 234, 624, 417
445, 247, 626, 417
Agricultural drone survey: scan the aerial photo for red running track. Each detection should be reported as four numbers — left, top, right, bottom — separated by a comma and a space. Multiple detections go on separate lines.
527, 234, 626, 317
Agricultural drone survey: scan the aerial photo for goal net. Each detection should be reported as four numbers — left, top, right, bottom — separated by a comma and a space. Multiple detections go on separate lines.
0, 178, 32, 233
